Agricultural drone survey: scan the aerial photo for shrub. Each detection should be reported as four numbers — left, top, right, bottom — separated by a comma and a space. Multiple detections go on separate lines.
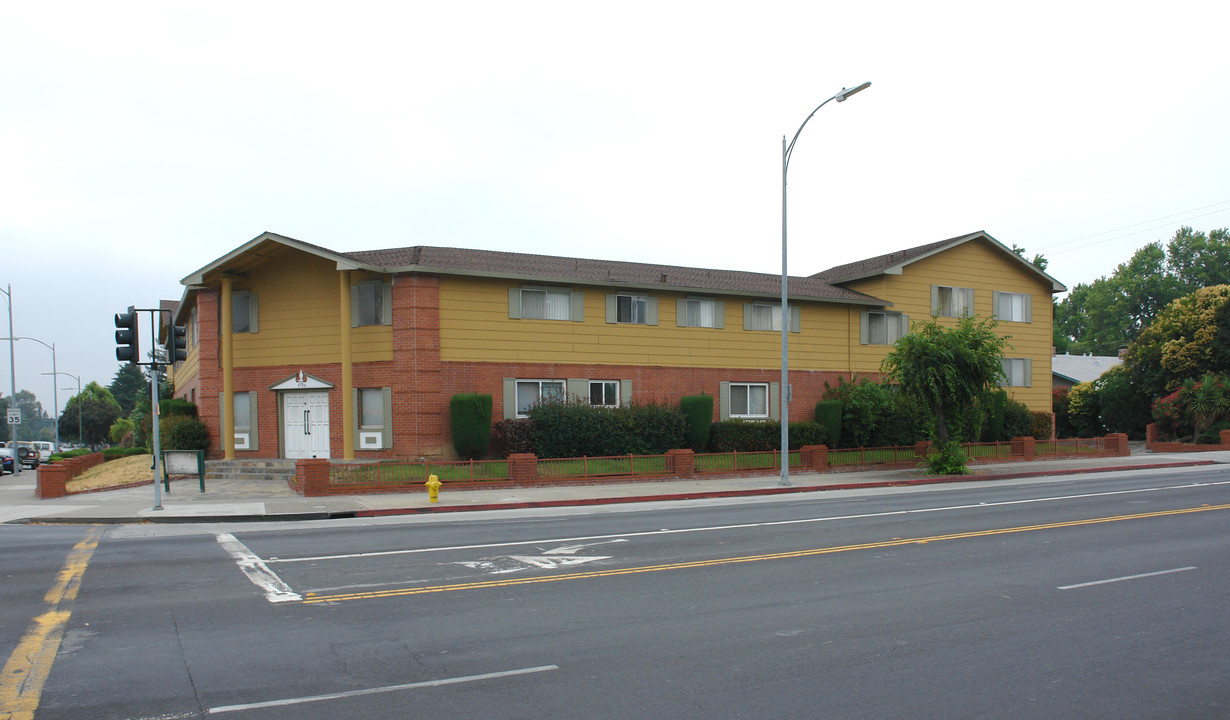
1067, 382, 1103, 437
1196, 420, 1230, 445
710, 419, 777, 452
1095, 365, 1151, 439
102, 446, 150, 460
1029, 411, 1054, 440
1053, 387, 1073, 438
524, 402, 686, 458
1151, 388, 1185, 440
626, 404, 688, 455
925, 440, 969, 475
1003, 399, 1034, 439
983, 390, 1007, 441
491, 418, 534, 457
109, 418, 135, 445
813, 401, 842, 447
680, 395, 714, 451
450, 394, 493, 460
708, 419, 822, 453
159, 398, 198, 419
159, 415, 209, 451
823, 377, 892, 448
1181, 373, 1230, 443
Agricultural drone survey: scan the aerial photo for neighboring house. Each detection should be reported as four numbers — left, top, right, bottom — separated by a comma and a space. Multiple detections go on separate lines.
1051, 353, 1123, 390
170, 230, 1065, 461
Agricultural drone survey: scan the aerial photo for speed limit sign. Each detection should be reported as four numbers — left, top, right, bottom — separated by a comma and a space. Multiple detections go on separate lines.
6, 408, 20, 425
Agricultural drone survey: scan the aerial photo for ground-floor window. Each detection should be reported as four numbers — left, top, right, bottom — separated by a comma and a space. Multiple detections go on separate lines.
729, 382, 769, 418
516, 379, 565, 417
589, 380, 620, 407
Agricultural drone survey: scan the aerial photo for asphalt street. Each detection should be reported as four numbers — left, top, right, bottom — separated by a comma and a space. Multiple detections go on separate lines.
3, 465, 1228, 719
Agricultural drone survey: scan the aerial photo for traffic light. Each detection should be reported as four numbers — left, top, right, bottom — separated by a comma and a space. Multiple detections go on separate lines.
115, 306, 139, 364
169, 324, 187, 362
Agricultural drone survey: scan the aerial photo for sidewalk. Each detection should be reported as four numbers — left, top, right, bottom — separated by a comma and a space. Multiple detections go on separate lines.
2, 452, 1227, 525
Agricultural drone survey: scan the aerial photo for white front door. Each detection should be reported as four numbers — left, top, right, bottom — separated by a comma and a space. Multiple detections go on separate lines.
283, 392, 331, 459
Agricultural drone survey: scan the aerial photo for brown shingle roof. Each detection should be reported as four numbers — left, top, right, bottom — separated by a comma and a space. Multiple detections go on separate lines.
812, 232, 983, 283
342, 246, 885, 304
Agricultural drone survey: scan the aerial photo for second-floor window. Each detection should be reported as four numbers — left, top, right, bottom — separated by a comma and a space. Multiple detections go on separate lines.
519, 288, 574, 321
232, 292, 257, 333
932, 285, 974, 317
993, 291, 1032, 323
744, 303, 799, 332
352, 281, 392, 326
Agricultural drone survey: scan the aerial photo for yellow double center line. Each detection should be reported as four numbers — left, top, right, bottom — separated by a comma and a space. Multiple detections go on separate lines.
303, 503, 1230, 605
0, 527, 103, 720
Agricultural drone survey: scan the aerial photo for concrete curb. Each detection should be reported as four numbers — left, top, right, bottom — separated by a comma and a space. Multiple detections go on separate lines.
15, 460, 1214, 526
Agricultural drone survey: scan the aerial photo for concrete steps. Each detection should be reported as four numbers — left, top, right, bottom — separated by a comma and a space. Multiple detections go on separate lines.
204, 459, 296, 483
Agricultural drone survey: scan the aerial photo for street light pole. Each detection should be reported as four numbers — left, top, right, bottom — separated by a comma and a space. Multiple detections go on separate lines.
1, 285, 18, 474
4, 336, 59, 452
779, 81, 871, 487
52, 372, 82, 446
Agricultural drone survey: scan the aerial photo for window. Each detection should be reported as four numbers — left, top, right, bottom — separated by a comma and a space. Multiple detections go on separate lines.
744, 303, 800, 332
232, 292, 257, 333
993, 291, 1032, 323
589, 381, 619, 407
729, 382, 769, 418
352, 281, 392, 327
354, 387, 392, 449
1002, 358, 1032, 387
190, 306, 198, 347
358, 388, 384, 428
860, 311, 909, 345
515, 380, 565, 417
233, 393, 251, 433
678, 297, 724, 328
932, 285, 974, 317
616, 294, 647, 323
221, 390, 258, 450
510, 287, 582, 321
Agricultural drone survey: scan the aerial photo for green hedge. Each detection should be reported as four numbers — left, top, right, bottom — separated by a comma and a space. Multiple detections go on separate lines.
159, 398, 198, 419
679, 395, 714, 451
450, 394, 493, 460
160, 415, 210, 451
813, 401, 842, 447
709, 419, 823, 453
102, 446, 150, 460
526, 402, 686, 459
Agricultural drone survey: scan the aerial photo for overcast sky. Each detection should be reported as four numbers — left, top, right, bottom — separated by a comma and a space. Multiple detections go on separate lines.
3, 1, 1229, 423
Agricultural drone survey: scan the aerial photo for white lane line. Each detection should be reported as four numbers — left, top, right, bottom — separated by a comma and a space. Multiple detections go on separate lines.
1058, 566, 1197, 590
215, 533, 301, 603
267, 479, 1230, 565
207, 664, 559, 714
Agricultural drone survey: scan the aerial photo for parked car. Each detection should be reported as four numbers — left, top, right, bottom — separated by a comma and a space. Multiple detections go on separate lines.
13, 442, 41, 469
0, 448, 14, 475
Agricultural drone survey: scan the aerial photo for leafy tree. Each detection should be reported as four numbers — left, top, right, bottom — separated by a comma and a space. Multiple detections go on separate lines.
881, 315, 1008, 447
58, 382, 122, 447
1057, 226, 1230, 354
1122, 284, 1230, 400
108, 363, 148, 417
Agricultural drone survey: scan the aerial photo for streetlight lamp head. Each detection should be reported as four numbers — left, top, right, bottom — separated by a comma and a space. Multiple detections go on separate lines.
835, 81, 872, 102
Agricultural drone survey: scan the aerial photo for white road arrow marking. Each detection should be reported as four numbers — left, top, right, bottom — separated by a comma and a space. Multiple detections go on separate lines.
543, 539, 628, 555
506, 554, 610, 569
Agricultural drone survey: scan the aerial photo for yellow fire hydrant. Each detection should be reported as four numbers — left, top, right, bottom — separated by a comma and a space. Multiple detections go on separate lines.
425, 474, 442, 503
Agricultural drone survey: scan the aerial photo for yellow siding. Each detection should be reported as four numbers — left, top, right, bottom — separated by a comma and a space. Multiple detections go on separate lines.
437, 276, 852, 371
230, 253, 393, 367
171, 342, 200, 393
842, 238, 1054, 411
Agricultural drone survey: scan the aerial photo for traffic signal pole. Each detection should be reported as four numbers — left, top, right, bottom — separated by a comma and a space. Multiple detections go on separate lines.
115, 306, 183, 511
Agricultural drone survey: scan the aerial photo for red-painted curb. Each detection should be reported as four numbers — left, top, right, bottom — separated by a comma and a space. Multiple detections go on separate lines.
352, 461, 1215, 518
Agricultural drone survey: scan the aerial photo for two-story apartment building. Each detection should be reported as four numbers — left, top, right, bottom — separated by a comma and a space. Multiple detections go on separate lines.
171, 230, 1064, 461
